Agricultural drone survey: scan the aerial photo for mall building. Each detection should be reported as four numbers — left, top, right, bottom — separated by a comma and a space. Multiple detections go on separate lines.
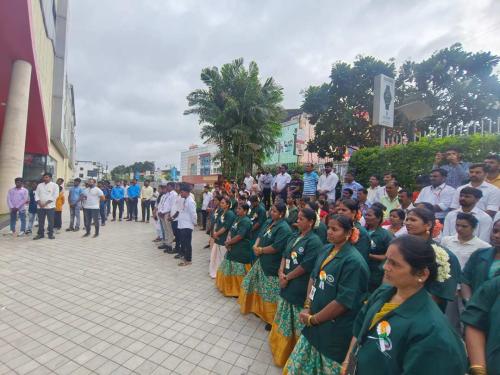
0, 0, 76, 214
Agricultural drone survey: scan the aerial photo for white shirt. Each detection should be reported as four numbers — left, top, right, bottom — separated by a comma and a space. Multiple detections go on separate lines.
367, 186, 383, 203
317, 172, 339, 201
82, 187, 104, 209
451, 181, 500, 213
441, 207, 493, 242
34, 181, 59, 209
177, 195, 197, 230
243, 176, 255, 191
159, 190, 178, 215
170, 193, 184, 221
202, 191, 213, 210
415, 183, 456, 219
274, 173, 291, 192
441, 234, 491, 269
382, 225, 407, 237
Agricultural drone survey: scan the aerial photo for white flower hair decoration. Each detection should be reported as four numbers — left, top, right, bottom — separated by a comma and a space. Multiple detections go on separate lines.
431, 244, 451, 283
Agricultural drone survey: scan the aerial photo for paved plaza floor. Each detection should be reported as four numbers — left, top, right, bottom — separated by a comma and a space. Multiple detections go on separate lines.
0, 219, 281, 375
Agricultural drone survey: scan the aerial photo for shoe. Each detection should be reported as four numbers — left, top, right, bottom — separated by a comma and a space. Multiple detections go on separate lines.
82, 233, 90, 237
25, 230, 32, 235
265, 324, 272, 331
65, 228, 73, 232
158, 244, 168, 250
93, 234, 99, 238
152, 238, 161, 242
101, 223, 106, 226
48, 235, 55, 239
74, 228, 80, 231
33, 235, 44, 240
174, 254, 183, 259
111, 219, 116, 222
203, 244, 210, 249
126, 219, 132, 221
178, 261, 191, 266
18, 231, 25, 237
165, 249, 176, 254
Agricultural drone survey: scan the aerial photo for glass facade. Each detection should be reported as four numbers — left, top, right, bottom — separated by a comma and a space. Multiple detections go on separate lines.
23, 153, 57, 182
199, 155, 211, 176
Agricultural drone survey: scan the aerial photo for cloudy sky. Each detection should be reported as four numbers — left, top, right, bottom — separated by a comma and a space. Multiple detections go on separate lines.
67, 0, 500, 170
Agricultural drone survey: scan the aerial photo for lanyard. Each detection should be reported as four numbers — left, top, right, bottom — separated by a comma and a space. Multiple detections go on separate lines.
320, 245, 340, 271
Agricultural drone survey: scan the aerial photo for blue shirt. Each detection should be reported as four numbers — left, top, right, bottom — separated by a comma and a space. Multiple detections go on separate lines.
343, 181, 363, 199
433, 162, 470, 189
68, 186, 83, 205
111, 186, 125, 200
127, 184, 140, 198
303, 171, 319, 196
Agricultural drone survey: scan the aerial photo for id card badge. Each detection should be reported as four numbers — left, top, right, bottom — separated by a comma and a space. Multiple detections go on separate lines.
285, 259, 291, 270
309, 285, 316, 301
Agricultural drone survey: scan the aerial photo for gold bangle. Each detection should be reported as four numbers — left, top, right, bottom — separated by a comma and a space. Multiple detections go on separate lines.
307, 315, 313, 327
469, 365, 487, 375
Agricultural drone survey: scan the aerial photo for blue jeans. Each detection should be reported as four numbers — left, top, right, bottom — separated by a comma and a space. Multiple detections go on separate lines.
10, 210, 26, 232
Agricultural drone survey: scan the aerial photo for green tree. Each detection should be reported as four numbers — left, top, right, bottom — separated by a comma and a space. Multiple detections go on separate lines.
185, 58, 284, 179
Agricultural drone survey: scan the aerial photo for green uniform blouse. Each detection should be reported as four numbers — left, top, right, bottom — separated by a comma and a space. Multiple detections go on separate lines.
286, 206, 299, 228
248, 203, 267, 240
302, 243, 369, 362
313, 221, 328, 244
230, 198, 238, 213
280, 231, 323, 306
214, 209, 236, 246
226, 216, 253, 264
353, 222, 370, 262
352, 286, 467, 375
461, 276, 500, 375
367, 227, 393, 291
257, 219, 292, 276
210, 208, 222, 234
462, 247, 498, 294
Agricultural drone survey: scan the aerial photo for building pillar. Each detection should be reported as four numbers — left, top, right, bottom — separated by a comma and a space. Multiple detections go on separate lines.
0, 60, 32, 214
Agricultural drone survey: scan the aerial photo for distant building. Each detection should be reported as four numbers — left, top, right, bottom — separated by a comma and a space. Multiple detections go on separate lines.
180, 144, 221, 185
74, 161, 105, 181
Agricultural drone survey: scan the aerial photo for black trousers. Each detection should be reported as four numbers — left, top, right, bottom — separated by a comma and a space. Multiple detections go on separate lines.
172, 220, 180, 252
83, 208, 100, 234
125, 198, 130, 218
54, 211, 62, 229
178, 228, 193, 261
112, 199, 124, 219
37, 208, 55, 237
129, 197, 138, 220
201, 210, 208, 230
141, 200, 151, 221
263, 187, 271, 209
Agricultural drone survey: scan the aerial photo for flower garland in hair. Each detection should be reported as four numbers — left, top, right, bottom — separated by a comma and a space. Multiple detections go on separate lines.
315, 210, 321, 228
349, 227, 360, 244
431, 244, 451, 282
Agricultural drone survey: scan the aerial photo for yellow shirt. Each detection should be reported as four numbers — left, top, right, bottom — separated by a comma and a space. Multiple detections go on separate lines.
486, 174, 500, 189
369, 302, 400, 330
55, 192, 65, 211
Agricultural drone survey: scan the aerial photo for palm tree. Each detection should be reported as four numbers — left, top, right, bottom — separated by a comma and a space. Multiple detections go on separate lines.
185, 58, 283, 179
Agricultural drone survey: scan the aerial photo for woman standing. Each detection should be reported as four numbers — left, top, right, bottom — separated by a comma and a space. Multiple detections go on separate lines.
336, 199, 371, 262
404, 208, 461, 311
365, 207, 393, 292
209, 197, 236, 279
382, 209, 407, 237
341, 235, 467, 375
462, 275, 500, 375
216, 204, 253, 297
284, 215, 369, 374
269, 208, 323, 367
239, 202, 292, 327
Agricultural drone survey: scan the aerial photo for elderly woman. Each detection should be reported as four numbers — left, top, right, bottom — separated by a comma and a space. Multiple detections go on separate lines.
341, 235, 467, 375
238, 202, 292, 328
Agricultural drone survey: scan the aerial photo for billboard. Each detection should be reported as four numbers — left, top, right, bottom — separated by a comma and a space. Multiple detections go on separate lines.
265, 122, 299, 165
373, 74, 395, 128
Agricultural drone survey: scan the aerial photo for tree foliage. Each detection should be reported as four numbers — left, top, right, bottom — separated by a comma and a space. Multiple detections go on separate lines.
303, 43, 500, 159
110, 161, 155, 181
185, 58, 284, 179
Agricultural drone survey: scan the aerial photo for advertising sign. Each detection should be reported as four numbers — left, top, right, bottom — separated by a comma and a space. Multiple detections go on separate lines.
373, 74, 395, 128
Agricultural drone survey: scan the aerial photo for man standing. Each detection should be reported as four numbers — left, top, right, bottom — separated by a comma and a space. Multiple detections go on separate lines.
317, 162, 339, 203
33, 173, 59, 240
398, 189, 415, 214
288, 170, 303, 200
415, 168, 456, 222
302, 163, 319, 200
201, 185, 212, 231
442, 187, 492, 242
259, 169, 273, 210
110, 181, 125, 221
127, 179, 140, 221
158, 182, 177, 253
243, 172, 255, 191
170, 184, 183, 256
26, 181, 38, 234
273, 165, 291, 202
367, 175, 383, 203
140, 180, 154, 223
484, 153, 500, 188
379, 181, 401, 219
65, 178, 82, 232
7, 177, 29, 236
433, 147, 470, 188
357, 188, 371, 217
342, 171, 363, 200
97, 181, 107, 226
451, 163, 500, 218
177, 183, 197, 267
82, 178, 104, 238
123, 180, 130, 219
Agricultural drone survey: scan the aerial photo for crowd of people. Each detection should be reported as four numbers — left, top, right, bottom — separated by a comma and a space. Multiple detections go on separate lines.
5, 148, 500, 374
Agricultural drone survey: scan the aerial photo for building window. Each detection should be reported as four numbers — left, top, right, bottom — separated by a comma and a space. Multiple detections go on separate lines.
79, 174, 84, 178
80, 167, 84, 171
200, 155, 211, 176
189, 163, 197, 176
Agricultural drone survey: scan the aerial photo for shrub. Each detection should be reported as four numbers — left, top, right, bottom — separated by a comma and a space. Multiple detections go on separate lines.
348, 134, 500, 191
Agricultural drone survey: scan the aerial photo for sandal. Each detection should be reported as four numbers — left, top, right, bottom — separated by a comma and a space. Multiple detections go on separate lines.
178, 261, 192, 267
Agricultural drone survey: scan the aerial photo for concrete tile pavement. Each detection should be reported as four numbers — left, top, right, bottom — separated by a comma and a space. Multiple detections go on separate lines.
0, 218, 282, 374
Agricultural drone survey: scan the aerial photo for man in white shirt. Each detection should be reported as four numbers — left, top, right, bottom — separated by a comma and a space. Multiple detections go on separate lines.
442, 187, 493, 242
398, 189, 415, 214
170, 184, 184, 256
140, 180, 154, 223
317, 162, 339, 203
273, 165, 291, 202
243, 172, 255, 191
201, 185, 212, 231
451, 163, 500, 218
33, 172, 59, 240
81, 178, 104, 238
158, 182, 177, 253
177, 183, 198, 266
415, 168, 456, 221
367, 175, 383, 203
